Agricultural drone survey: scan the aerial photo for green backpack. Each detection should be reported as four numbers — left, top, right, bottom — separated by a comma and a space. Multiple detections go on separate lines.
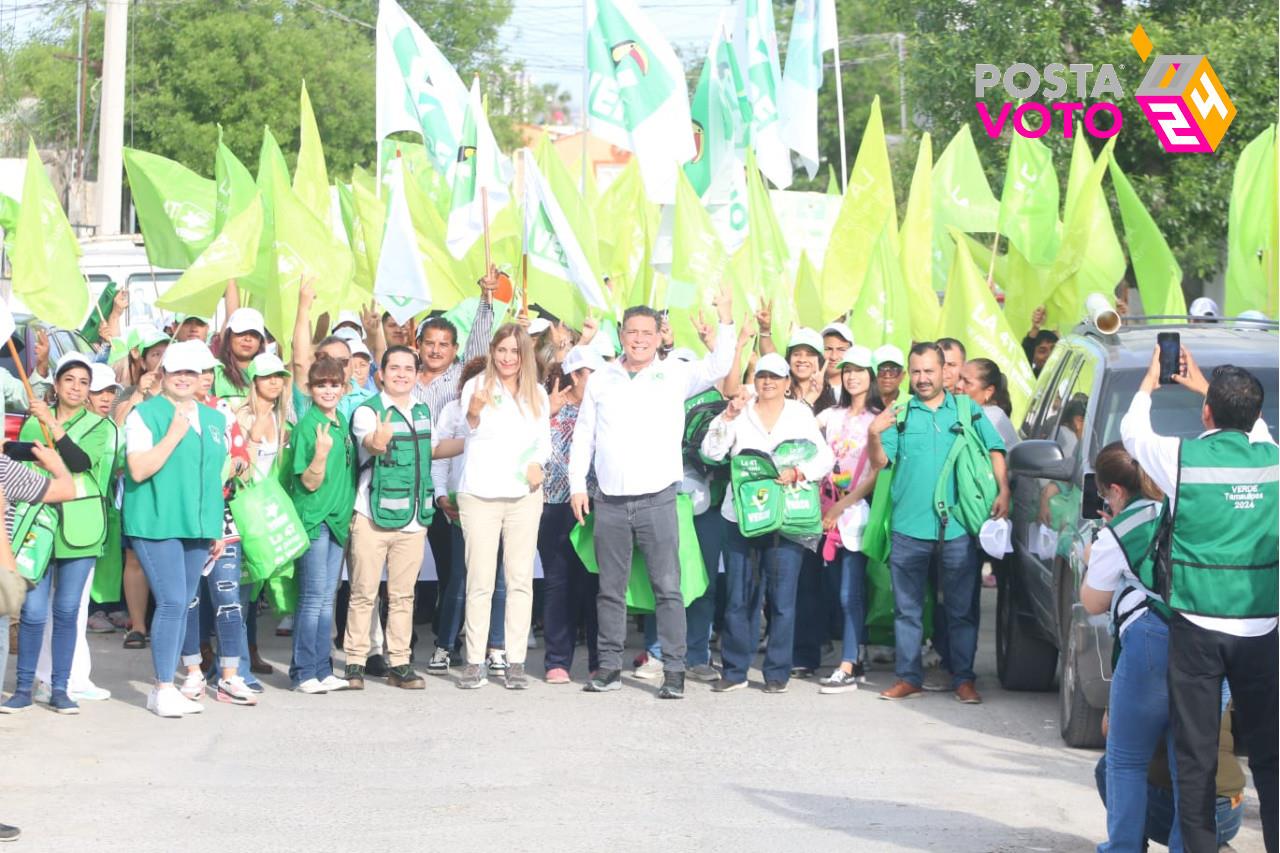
682, 389, 729, 476
728, 439, 823, 539
935, 395, 998, 537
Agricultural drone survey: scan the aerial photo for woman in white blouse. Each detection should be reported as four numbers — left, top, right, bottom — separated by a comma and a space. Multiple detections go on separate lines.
700, 353, 834, 694
456, 325, 551, 691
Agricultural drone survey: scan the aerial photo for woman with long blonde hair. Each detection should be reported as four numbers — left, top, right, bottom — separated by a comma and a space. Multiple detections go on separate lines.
455, 324, 551, 691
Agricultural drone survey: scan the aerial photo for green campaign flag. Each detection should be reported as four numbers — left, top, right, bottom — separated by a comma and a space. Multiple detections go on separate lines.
293, 80, 331, 227
899, 133, 940, 341
390, 140, 452, 217
0, 192, 18, 255
1109, 160, 1187, 321
586, 0, 695, 203
79, 281, 118, 345
931, 124, 1000, 293
596, 159, 657, 315
685, 11, 750, 199
398, 159, 470, 311
825, 165, 840, 196
849, 225, 911, 358
1225, 124, 1278, 318
670, 168, 726, 310
232, 127, 291, 302
794, 250, 824, 331
999, 134, 1060, 266
743, 150, 788, 312
446, 79, 510, 259
939, 228, 1037, 424
535, 134, 600, 275
1048, 136, 1122, 330
734, 0, 791, 188
122, 147, 216, 269
158, 196, 264, 319
12, 140, 88, 330
821, 96, 897, 322
350, 167, 387, 296
214, 126, 257, 235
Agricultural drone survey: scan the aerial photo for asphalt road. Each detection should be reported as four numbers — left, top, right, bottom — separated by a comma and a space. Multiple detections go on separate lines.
0, 588, 1267, 853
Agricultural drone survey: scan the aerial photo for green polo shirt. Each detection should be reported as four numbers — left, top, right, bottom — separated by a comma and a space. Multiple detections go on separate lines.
288, 404, 357, 545
879, 391, 1005, 542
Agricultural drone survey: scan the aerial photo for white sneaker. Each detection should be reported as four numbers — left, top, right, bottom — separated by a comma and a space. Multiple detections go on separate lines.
295, 678, 328, 694
319, 675, 350, 692
215, 676, 259, 706
73, 684, 112, 702
179, 671, 207, 701
86, 612, 116, 633
485, 649, 509, 674
633, 654, 664, 680
148, 685, 203, 718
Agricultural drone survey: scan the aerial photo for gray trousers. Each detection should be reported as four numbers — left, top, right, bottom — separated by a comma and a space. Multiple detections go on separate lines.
593, 484, 686, 673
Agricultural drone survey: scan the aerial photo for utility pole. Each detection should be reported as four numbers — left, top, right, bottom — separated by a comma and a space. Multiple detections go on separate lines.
95, 0, 127, 236
76, 1, 89, 179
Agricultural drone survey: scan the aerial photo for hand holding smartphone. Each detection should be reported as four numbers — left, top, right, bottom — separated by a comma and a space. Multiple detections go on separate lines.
1157, 332, 1182, 385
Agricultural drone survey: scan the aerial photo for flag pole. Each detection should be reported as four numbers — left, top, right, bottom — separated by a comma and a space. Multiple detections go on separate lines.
831, 35, 849, 194
6, 339, 53, 446
481, 186, 492, 275
579, 0, 590, 195
986, 231, 1000, 290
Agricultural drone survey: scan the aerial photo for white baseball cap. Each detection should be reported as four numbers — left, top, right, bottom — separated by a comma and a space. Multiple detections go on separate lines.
562, 345, 603, 374
593, 334, 618, 359
837, 345, 874, 370
333, 311, 364, 336
246, 352, 289, 380
348, 338, 373, 360
1189, 296, 1219, 318
527, 317, 552, 336
162, 340, 217, 373
821, 322, 854, 345
979, 518, 1013, 558
226, 307, 267, 337
872, 344, 905, 370
754, 352, 791, 379
54, 351, 94, 378
89, 363, 122, 393
133, 324, 169, 353
786, 327, 824, 356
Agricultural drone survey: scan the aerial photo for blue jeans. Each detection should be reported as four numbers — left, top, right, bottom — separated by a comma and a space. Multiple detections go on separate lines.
791, 549, 826, 669
15, 557, 95, 693
837, 549, 869, 664
721, 528, 805, 684
436, 524, 504, 652
889, 533, 980, 687
132, 537, 208, 684
181, 543, 244, 672
290, 526, 345, 686
642, 510, 725, 667
1101, 611, 1182, 853
539, 502, 598, 673
1094, 754, 1240, 849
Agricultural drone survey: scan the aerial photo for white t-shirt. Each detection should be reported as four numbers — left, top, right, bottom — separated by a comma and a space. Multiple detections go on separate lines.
457, 375, 552, 500
125, 400, 204, 453
352, 392, 438, 533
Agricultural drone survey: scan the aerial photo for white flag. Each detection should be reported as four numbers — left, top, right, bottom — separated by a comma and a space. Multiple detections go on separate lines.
735, 0, 792, 189
374, 169, 432, 323
376, 0, 469, 176
778, 0, 838, 178
522, 149, 611, 315
445, 78, 512, 260
585, 0, 695, 204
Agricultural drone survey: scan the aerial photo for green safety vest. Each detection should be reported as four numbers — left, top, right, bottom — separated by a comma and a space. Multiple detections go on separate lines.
1166, 430, 1279, 618
1108, 498, 1173, 624
357, 396, 434, 529
123, 396, 228, 541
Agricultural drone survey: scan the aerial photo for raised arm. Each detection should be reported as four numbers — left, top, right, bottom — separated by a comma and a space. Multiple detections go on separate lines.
684, 279, 737, 398
291, 277, 318, 395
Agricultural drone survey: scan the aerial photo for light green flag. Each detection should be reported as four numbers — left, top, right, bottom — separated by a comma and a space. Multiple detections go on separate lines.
158, 196, 264, 318
446, 79, 510, 259
596, 159, 657, 315
931, 124, 1000, 293
1048, 136, 1122, 330
825, 166, 840, 196
744, 150, 789, 311
670, 168, 727, 311
1108, 160, 1186, 321
939, 228, 1037, 424
821, 96, 897, 323
11, 139, 87, 330
293, 80, 331, 227
0, 192, 18, 255
214, 126, 257, 235
535, 135, 600, 275
1225, 124, 1278, 318
122, 147, 216, 269
794, 251, 824, 330
998, 134, 1060, 266
899, 133, 940, 341
350, 167, 387, 298
849, 225, 911, 357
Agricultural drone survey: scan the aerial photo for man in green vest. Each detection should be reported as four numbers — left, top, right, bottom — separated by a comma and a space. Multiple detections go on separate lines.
1121, 346, 1278, 853
342, 346, 462, 691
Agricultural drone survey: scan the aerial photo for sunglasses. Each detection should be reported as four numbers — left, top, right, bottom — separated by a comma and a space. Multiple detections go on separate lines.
877, 365, 903, 377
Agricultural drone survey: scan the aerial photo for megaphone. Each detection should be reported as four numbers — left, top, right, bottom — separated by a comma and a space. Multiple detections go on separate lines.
1086, 293, 1121, 334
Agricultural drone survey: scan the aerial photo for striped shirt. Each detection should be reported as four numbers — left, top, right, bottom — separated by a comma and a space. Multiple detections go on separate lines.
1, 453, 52, 536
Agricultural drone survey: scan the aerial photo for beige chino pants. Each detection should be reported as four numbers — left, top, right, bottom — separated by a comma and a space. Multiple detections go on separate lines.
344, 514, 426, 668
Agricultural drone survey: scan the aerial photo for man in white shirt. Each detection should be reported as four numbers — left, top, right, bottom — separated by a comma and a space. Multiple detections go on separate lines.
1120, 347, 1277, 853
570, 283, 736, 698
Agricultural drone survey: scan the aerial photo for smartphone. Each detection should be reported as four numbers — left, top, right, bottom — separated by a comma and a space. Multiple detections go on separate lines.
2, 441, 38, 462
1157, 332, 1181, 385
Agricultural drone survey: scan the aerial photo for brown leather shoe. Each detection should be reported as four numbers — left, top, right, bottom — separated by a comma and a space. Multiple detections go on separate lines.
954, 681, 983, 704
878, 680, 924, 700
387, 664, 426, 689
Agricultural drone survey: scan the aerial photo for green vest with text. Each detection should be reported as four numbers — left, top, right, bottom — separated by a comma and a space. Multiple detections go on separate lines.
1167, 431, 1278, 618
1109, 498, 1172, 621
359, 396, 434, 529
123, 396, 228, 540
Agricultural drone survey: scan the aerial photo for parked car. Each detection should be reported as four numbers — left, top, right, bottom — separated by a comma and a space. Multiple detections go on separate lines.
1000, 317, 1279, 748
1, 314, 96, 440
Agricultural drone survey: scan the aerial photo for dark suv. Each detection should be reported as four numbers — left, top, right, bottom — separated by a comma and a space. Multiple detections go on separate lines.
1000, 318, 1279, 748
